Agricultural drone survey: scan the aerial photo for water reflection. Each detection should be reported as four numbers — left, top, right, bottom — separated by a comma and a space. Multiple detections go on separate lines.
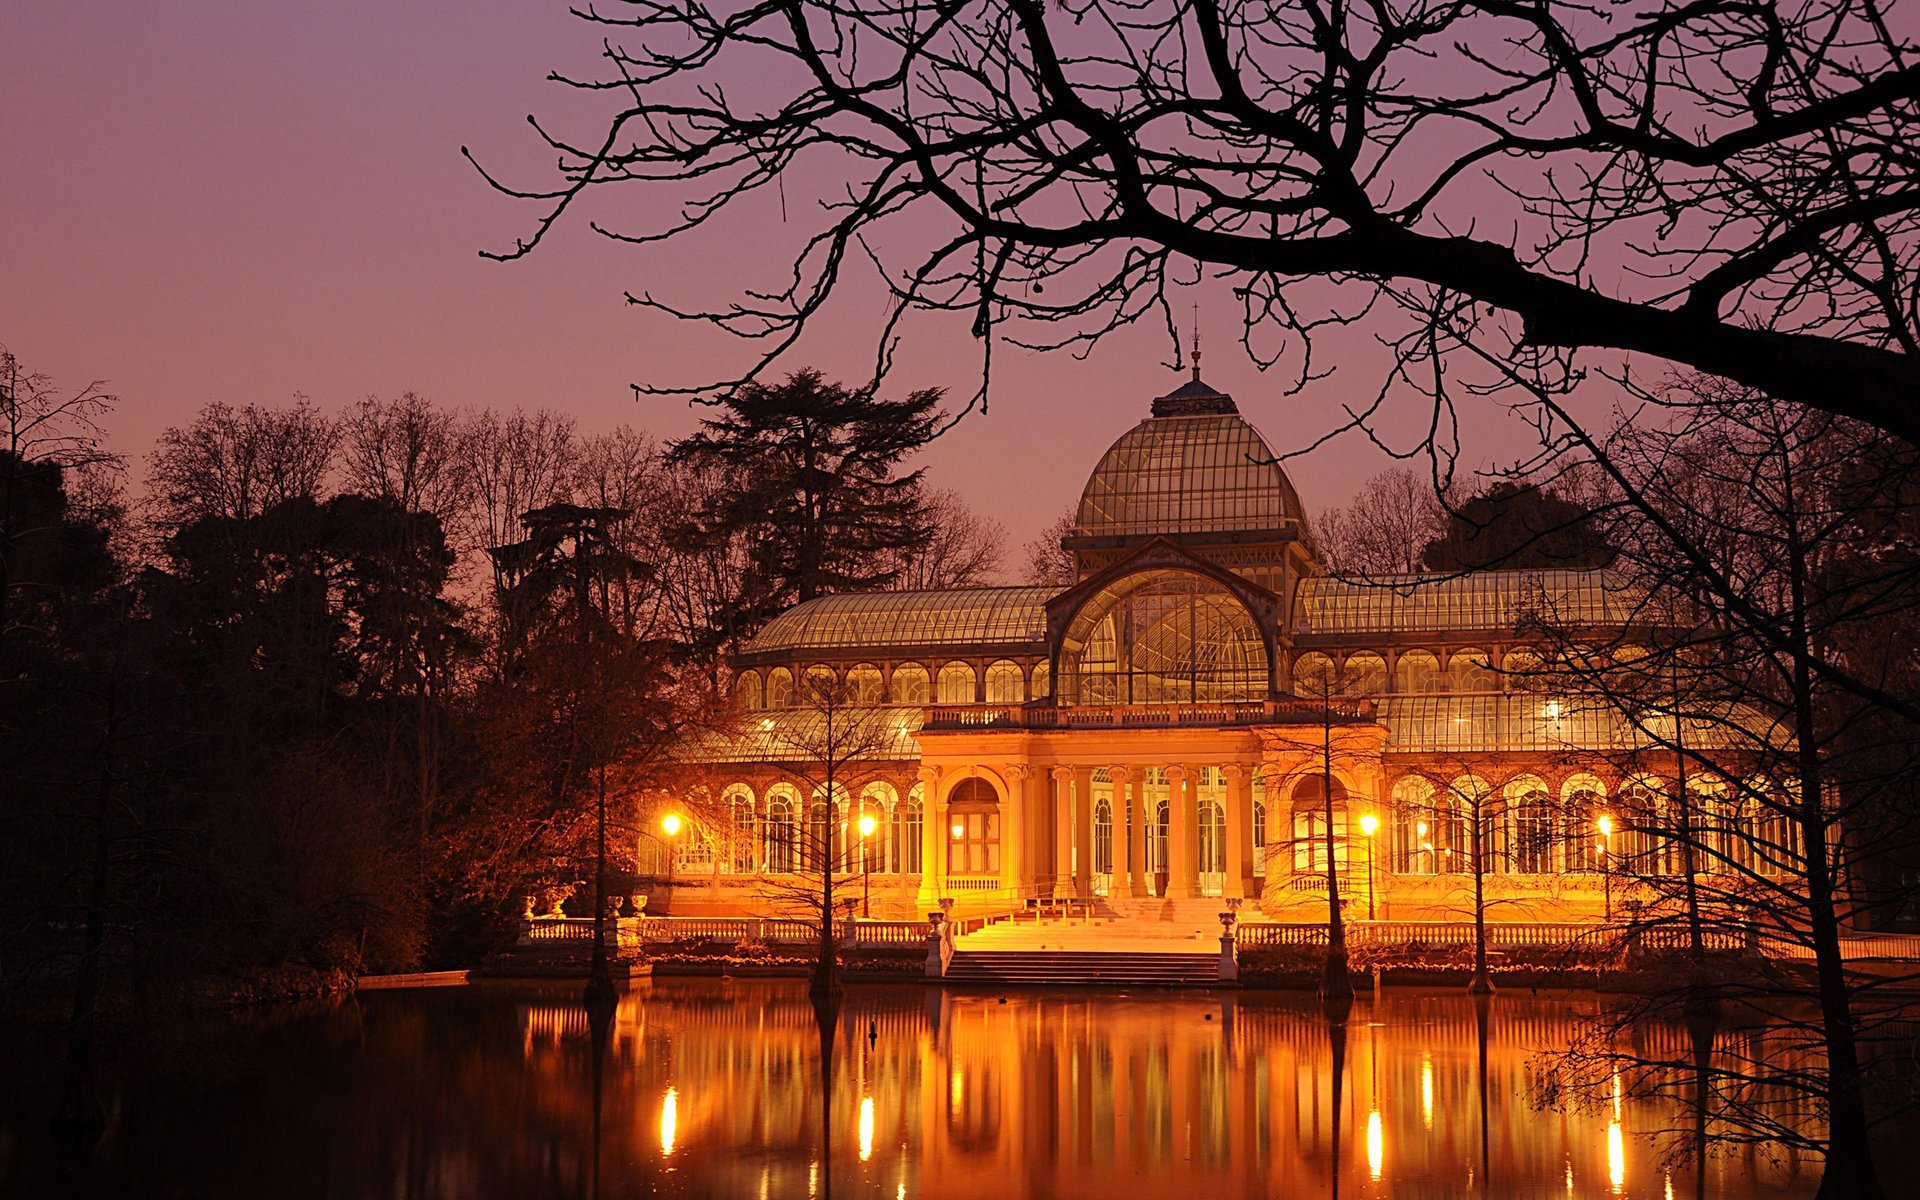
0, 981, 1846, 1198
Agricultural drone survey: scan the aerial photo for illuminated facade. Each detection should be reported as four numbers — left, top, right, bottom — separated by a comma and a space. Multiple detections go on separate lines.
668, 370, 1778, 922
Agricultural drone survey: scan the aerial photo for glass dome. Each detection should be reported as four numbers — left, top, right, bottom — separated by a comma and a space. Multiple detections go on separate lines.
1075, 393, 1307, 541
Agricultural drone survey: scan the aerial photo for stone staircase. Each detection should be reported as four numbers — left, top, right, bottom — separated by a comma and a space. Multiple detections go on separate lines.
943, 949, 1220, 987
942, 895, 1229, 986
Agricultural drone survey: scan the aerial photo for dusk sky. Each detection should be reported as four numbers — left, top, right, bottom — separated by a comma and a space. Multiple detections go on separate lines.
5, 2, 1600, 558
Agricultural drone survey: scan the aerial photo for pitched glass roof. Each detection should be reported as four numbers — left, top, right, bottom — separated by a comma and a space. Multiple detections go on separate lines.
745, 587, 1056, 654
1296, 570, 1644, 635
1076, 411, 1307, 539
676, 706, 925, 763
1381, 695, 1779, 754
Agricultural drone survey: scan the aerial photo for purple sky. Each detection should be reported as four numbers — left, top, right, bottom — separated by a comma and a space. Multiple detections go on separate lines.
3, 2, 1597, 558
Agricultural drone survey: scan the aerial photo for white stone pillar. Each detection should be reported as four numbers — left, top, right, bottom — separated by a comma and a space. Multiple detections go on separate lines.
1167, 765, 1199, 897
1051, 767, 1075, 898
1001, 764, 1030, 894
1073, 767, 1095, 897
1222, 763, 1252, 899
917, 765, 944, 908
1116, 766, 1146, 898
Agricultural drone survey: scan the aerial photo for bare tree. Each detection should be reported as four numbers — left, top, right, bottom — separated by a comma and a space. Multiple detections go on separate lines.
878, 487, 1006, 589
147, 398, 334, 531
0, 347, 117, 659
1312, 468, 1448, 576
476, 0, 1920, 442
1021, 507, 1077, 587
341, 392, 469, 534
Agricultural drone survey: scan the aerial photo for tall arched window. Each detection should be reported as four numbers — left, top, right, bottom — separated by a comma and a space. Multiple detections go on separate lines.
1396, 651, 1441, 693
1290, 775, 1349, 871
734, 671, 763, 710
807, 798, 835, 874
985, 660, 1025, 703
763, 791, 797, 873
766, 667, 795, 709
1292, 652, 1337, 696
1562, 778, 1607, 872
1499, 648, 1543, 692
1252, 770, 1268, 870
1030, 662, 1051, 699
846, 664, 885, 704
1508, 778, 1555, 873
897, 786, 925, 874
1093, 798, 1114, 878
937, 661, 978, 704
859, 782, 897, 873
1391, 777, 1437, 874
725, 785, 756, 873
1618, 776, 1672, 876
946, 777, 1001, 875
892, 663, 930, 704
1148, 799, 1170, 881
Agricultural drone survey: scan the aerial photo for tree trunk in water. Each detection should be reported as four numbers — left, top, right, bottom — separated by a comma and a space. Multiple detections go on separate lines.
1468, 795, 1493, 995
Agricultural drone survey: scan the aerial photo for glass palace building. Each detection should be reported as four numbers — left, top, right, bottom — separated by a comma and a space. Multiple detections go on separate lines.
667, 370, 1758, 923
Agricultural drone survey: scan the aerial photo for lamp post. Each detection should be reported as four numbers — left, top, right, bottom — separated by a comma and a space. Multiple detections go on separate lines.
858, 811, 878, 917
1596, 814, 1614, 923
663, 813, 683, 891
1359, 812, 1380, 920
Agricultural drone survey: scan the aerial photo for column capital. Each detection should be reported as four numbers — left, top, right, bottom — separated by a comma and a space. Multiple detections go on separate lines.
1005, 763, 1033, 782
918, 765, 942, 789
1050, 766, 1075, 783
1221, 763, 1250, 783
1107, 765, 1134, 783
1163, 765, 1189, 784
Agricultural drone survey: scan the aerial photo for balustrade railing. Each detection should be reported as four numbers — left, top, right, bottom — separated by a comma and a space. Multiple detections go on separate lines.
920, 698, 1375, 732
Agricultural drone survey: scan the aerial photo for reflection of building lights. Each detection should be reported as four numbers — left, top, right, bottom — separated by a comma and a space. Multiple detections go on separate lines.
1421, 1058, 1434, 1129
660, 1087, 679, 1156
1611, 1069, 1623, 1120
859, 1096, 875, 1161
1607, 1120, 1625, 1193
950, 1070, 964, 1108
1664, 1173, 1674, 1200
1366, 1109, 1383, 1180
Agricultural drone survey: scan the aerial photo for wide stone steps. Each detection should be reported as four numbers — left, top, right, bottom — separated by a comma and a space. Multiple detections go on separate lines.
944, 950, 1221, 987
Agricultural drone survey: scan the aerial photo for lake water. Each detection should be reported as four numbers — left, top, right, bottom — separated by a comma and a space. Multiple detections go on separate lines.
0, 979, 1871, 1198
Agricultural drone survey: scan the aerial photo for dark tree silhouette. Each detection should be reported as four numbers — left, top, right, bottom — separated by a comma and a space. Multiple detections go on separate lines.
474, 0, 1920, 442
664, 369, 941, 644
1422, 482, 1613, 573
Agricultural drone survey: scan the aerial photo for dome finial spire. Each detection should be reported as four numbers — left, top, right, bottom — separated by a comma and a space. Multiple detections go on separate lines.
1190, 302, 1202, 380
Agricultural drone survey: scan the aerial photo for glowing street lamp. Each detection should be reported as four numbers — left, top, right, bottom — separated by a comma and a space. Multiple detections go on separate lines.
857, 811, 879, 917
1596, 813, 1615, 922
663, 813, 684, 889
1358, 812, 1380, 920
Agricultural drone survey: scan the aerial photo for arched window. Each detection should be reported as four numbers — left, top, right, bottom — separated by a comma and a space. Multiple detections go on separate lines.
892, 663, 930, 705
733, 671, 763, 710
897, 786, 925, 874
1499, 648, 1543, 692
1562, 777, 1607, 872
846, 664, 885, 705
946, 777, 1000, 875
1688, 778, 1731, 872
763, 791, 797, 873
1292, 652, 1337, 696
1030, 662, 1051, 699
1290, 774, 1349, 872
766, 667, 794, 709
1448, 648, 1494, 692
1198, 799, 1226, 876
803, 665, 838, 706
859, 782, 897, 873
1508, 778, 1554, 873
1391, 777, 1438, 874
937, 661, 978, 704
1252, 770, 1268, 869
985, 660, 1025, 703
1743, 779, 1796, 878
1057, 568, 1269, 705
725, 785, 756, 873
807, 797, 836, 874
1093, 798, 1114, 877
1148, 798, 1171, 880
1396, 650, 1441, 693
1345, 652, 1387, 695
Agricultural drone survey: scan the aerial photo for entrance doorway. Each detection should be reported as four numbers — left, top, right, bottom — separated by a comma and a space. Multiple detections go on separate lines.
1197, 798, 1226, 896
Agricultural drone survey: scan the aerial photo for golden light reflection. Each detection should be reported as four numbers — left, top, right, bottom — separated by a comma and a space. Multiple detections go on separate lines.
1366, 1109, 1383, 1180
660, 1087, 679, 1156
950, 1069, 964, 1109
859, 1096, 875, 1162
1421, 1057, 1434, 1130
1607, 1120, 1625, 1193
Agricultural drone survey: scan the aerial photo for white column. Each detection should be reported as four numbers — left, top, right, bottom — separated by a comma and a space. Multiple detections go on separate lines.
916, 765, 944, 909
1001, 764, 1029, 894
1167, 765, 1199, 897
1051, 767, 1075, 897
1223, 763, 1251, 899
